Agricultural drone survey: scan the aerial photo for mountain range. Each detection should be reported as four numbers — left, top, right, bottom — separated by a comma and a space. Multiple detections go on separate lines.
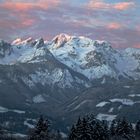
0, 34, 140, 135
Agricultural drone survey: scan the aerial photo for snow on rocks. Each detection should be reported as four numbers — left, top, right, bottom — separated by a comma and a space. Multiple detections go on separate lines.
108, 107, 114, 113
11, 133, 27, 138
110, 98, 140, 106
118, 105, 122, 110
24, 119, 34, 128
0, 106, 25, 113
12, 37, 33, 45
60, 132, 67, 138
123, 86, 130, 88
12, 109, 25, 114
0, 106, 8, 113
12, 38, 22, 45
28, 68, 89, 89
110, 98, 135, 106
96, 101, 110, 107
128, 94, 140, 97
33, 95, 46, 103
29, 69, 74, 88
96, 113, 117, 121
72, 100, 93, 111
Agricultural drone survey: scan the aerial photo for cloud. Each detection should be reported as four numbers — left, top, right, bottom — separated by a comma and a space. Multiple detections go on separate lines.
136, 25, 140, 31
87, 0, 135, 11
21, 18, 35, 27
0, 0, 61, 11
114, 2, 135, 10
107, 22, 122, 30
87, 0, 109, 9
0, 0, 62, 37
134, 44, 140, 48
0, 0, 139, 50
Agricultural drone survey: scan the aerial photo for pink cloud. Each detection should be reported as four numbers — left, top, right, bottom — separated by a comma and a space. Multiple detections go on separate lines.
107, 22, 122, 30
113, 2, 135, 10
0, 18, 35, 29
87, 0, 135, 11
0, 0, 61, 11
87, 0, 109, 9
21, 19, 35, 27
134, 44, 140, 48
0, 0, 62, 30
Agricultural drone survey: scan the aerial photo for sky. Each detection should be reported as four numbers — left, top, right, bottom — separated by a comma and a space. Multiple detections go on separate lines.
0, 0, 140, 48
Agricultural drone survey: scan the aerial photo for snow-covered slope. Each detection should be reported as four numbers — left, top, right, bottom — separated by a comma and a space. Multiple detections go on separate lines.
0, 34, 140, 82
47, 34, 140, 80
0, 37, 91, 103
0, 38, 49, 64
48, 34, 118, 80
122, 48, 140, 79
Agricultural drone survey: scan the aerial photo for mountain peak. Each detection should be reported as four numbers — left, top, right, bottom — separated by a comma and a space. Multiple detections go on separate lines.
12, 37, 33, 45
34, 38, 44, 48
52, 33, 72, 48
53, 33, 71, 41
12, 38, 22, 45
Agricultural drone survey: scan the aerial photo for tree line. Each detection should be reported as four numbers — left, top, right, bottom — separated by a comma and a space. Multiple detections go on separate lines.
0, 114, 140, 140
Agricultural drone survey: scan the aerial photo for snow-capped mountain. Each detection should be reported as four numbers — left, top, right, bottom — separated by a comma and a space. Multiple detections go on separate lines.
1, 34, 140, 81
47, 34, 140, 81
0, 34, 140, 134
0, 37, 48, 64
0, 37, 91, 102
48, 34, 118, 80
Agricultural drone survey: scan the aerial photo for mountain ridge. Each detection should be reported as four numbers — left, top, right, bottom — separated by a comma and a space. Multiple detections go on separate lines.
1, 33, 140, 81
0, 34, 140, 134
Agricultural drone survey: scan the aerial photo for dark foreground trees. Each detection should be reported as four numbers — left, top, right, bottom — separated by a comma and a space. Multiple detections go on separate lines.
68, 116, 109, 140
0, 125, 16, 140
28, 116, 63, 140
28, 115, 50, 140
68, 116, 138, 140
0, 115, 140, 140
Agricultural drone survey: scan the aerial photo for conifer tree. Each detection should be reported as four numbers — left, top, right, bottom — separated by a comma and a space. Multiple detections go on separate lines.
115, 118, 135, 140
0, 126, 4, 140
102, 120, 110, 140
68, 117, 93, 140
28, 115, 50, 140
0, 125, 4, 136
53, 130, 62, 140
79, 118, 93, 140
86, 114, 96, 127
110, 120, 117, 137
68, 125, 77, 140
135, 120, 140, 138
92, 121, 109, 140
